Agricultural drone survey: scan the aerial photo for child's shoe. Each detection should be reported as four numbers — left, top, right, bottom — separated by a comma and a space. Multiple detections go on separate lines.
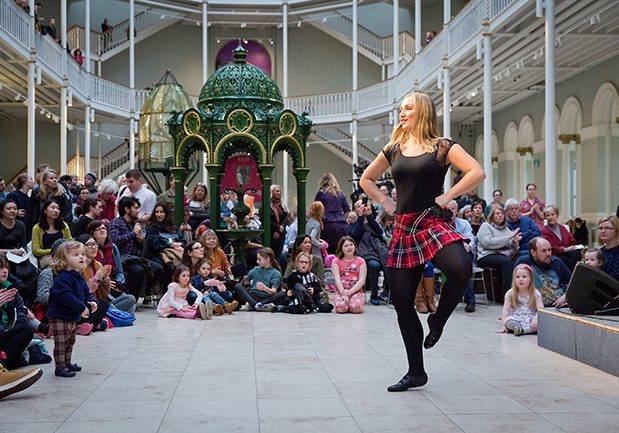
198, 301, 213, 320
54, 367, 76, 378
94, 320, 108, 332
213, 304, 225, 316
224, 300, 238, 314
76, 323, 93, 336
513, 326, 524, 336
66, 363, 82, 372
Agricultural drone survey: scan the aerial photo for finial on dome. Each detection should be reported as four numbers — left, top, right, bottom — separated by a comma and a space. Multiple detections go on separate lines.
233, 40, 248, 63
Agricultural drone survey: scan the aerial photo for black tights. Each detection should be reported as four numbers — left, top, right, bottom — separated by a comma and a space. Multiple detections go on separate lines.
388, 242, 472, 375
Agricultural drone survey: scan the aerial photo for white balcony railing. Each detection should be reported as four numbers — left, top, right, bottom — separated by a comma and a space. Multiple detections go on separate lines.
0, 0, 525, 124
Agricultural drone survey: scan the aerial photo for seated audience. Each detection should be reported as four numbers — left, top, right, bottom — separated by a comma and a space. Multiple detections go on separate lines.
108, 197, 163, 301
468, 199, 485, 236
597, 216, 618, 280
192, 258, 237, 316
348, 199, 389, 305
182, 241, 205, 275
6, 173, 35, 236
234, 248, 284, 311
505, 198, 541, 257
541, 205, 581, 271
332, 236, 366, 314
457, 186, 486, 213
477, 206, 521, 292
187, 183, 210, 231
96, 179, 117, 224
87, 220, 136, 314
30, 169, 73, 228
485, 189, 504, 217
0, 253, 34, 370
32, 200, 72, 269
200, 229, 234, 281
145, 202, 186, 288
515, 237, 571, 306
278, 252, 332, 314
117, 169, 157, 223
284, 235, 325, 285
157, 265, 206, 320
497, 264, 543, 336
73, 197, 102, 237
76, 234, 111, 333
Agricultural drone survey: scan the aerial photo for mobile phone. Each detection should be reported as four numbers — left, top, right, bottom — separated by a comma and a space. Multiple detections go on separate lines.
362, 197, 368, 205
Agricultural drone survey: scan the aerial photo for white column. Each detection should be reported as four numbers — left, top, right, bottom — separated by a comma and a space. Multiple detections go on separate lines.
202, 0, 208, 184
511, 157, 518, 199
27, 61, 36, 177
129, 0, 136, 168
575, 143, 582, 216
415, 0, 421, 55
482, 31, 493, 203
444, 0, 451, 22
84, 0, 91, 175
282, 1, 288, 98
85, 107, 91, 174
544, 0, 556, 205
443, 67, 451, 191
59, 0, 67, 174
97, 123, 102, 180
393, 0, 399, 77
352, 0, 358, 181
605, 125, 612, 214
75, 120, 80, 176
282, 1, 289, 202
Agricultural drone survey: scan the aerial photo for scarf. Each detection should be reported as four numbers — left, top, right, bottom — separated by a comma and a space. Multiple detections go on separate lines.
271, 197, 282, 225
97, 240, 116, 273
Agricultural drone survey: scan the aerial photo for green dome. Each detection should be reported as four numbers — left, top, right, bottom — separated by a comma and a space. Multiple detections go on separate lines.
198, 44, 283, 111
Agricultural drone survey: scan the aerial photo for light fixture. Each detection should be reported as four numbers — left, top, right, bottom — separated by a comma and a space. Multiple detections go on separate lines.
277, 23, 283, 29
67, 90, 73, 107
240, 22, 246, 28
196, 21, 201, 27
93, 132, 99, 137
22, 99, 27, 106
52, 115, 59, 123
322, 17, 328, 23
107, 135, 111, 140
14, 94, 20, 101
160, 14, 165, 20
243, 38, 248, 44
269, 38, 273, 45
40, 108, 45, 115
297, 21, 302, 28
45, 112, 51, 119
216, 38, 220, 44
471, 90, 477, 97
67, 123, 73, 131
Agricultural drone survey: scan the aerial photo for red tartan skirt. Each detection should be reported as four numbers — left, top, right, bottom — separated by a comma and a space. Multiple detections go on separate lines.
387, 209, 468, 269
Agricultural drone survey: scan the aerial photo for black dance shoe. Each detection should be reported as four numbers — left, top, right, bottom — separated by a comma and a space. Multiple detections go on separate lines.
387, 373, 428, 392
423, 313, 443, 349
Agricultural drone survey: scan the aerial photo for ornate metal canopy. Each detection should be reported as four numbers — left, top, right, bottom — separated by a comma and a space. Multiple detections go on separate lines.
168, 43, 313, 244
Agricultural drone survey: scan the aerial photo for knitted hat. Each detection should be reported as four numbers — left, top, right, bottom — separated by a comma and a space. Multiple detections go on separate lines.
85, 173, 97, 184
50, 238, 69, 257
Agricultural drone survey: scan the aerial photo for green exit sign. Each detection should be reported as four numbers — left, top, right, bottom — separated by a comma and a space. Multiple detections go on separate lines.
533, 159, 540, 167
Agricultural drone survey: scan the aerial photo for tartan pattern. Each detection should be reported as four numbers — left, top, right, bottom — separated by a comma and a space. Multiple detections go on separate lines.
388, 209, 468, 269
49, 319, 76, 367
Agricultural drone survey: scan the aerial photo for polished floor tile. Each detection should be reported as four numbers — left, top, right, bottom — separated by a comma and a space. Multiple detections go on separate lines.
4, 302, 619, 433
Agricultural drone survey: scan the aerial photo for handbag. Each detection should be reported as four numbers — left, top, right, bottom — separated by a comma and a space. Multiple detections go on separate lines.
105, 304, 136, 327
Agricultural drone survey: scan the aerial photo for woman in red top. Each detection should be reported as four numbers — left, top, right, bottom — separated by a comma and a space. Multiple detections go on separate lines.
541, 205, 580, 271
520, 183, 545, 230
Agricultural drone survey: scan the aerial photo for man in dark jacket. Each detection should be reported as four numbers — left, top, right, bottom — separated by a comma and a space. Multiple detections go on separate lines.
515, 237, 571, 306
505, 198, 541, 257
348, 199, 389, 305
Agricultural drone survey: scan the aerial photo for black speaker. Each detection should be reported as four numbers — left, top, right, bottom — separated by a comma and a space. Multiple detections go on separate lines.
566, 263, 619, 315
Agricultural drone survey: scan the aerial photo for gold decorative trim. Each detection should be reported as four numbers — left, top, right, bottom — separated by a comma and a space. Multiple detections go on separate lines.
226, 109, 253, 134
516, 146, 533, 156
213, 132, 267, 164
278, 112, 297, 136
558, 133, 581, 144
183, 111, 201, 136
271, 135, 305, 167
175, 135, 210, 166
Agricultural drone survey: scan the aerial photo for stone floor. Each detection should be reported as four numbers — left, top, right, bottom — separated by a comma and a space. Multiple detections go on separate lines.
3, 301, 619, 433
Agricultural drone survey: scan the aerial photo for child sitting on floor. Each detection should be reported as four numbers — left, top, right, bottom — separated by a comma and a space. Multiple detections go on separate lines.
192, 258, 238, 317
497, 264, 544, 336
278, 252, 333, 314
157, 265, 208, 320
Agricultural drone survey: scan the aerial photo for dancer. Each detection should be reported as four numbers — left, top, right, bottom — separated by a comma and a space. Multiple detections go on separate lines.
360, 91, 484, 391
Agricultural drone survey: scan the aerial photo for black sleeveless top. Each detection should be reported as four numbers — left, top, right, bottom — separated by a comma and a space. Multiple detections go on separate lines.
382, 139, 455, 214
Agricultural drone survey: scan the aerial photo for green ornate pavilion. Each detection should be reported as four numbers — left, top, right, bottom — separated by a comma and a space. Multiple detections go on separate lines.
167, 44, 313, 246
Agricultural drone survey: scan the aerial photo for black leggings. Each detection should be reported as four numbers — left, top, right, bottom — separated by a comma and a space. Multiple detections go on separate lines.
388, 242, 472, 375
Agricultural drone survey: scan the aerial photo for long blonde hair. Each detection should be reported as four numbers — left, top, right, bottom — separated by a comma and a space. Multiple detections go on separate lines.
508, 264, 537, 311
39, 169, 64, 199
318, 173, 342, 197
385, 92, 441, 154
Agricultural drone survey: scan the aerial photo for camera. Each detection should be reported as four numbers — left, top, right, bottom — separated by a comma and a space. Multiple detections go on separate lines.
362, 197, 368, 205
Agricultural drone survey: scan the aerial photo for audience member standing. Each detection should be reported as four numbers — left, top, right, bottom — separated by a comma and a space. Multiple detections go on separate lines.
315, 173, 350, 254
96, 179, 117, 224
270, 184, 288, 260
116, 169, 156, 223
520, 183, 545, 230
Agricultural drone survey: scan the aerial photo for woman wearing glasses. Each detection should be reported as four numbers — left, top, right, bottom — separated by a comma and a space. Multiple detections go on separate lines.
598, 216, 619, 280
86, 220, 136, 314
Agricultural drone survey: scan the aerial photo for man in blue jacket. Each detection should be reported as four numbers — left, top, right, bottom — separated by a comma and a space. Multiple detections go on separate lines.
505, 198, 541, 257
515, 237, 571, 306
